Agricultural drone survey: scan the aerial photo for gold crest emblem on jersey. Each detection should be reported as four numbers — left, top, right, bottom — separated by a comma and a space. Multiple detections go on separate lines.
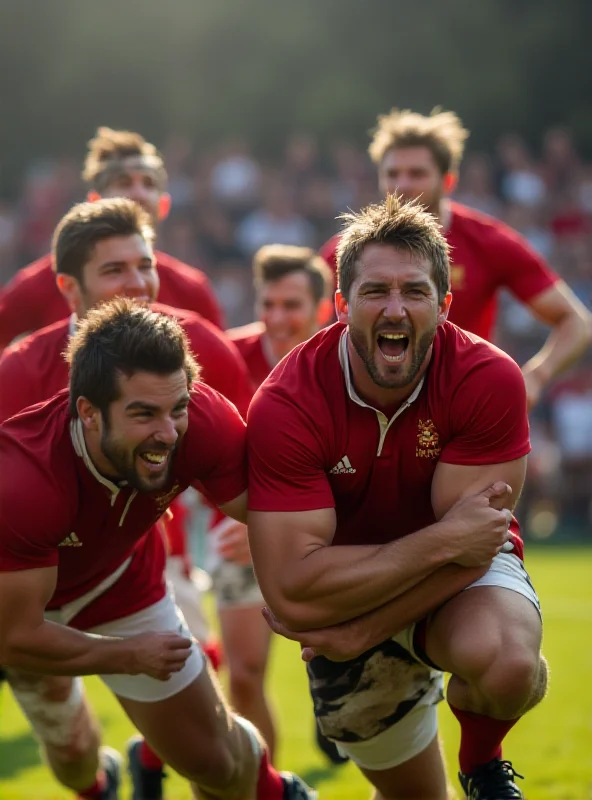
154, 483, 181, 513
416, 419, 441, 459
450, 264, 465, 290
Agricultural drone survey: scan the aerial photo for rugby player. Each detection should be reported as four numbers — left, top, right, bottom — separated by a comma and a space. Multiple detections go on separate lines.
248, 196, 546, 799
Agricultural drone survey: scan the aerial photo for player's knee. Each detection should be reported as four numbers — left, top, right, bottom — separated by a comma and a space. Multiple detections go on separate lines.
479, 648, 541, 715
445, 629, 502, 681
10, 673, 97, 756
228, 657, 266, 701
180, 738, 237, 787
45, 723, 100, 766
42, 675, 78, 703
521, 654, 549, 713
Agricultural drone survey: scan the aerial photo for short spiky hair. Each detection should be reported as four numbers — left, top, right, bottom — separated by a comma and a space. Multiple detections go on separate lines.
337, 194, 450, 302
368, 108, 469, 175
253, 244, 333, 304
66, 297, 200, 418
52, 197, 155, 282
82, 126, 167, 190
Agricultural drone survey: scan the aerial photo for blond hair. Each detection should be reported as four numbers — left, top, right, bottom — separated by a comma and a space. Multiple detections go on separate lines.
82, 127, 167, 190
368, 108, 469, 174
337, 194, 450, 301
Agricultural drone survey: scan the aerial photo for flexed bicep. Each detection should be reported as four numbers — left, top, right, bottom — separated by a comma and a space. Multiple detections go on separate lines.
431, 457, 527, 521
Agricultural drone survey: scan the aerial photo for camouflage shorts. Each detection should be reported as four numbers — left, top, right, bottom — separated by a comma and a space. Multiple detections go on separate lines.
307, 634, 444, 745
210, 560, 264, 609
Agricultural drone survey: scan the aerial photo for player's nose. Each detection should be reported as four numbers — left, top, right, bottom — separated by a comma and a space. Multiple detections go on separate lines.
393, 175, 413, 193
267, 307, 287, 326
382, 292, 407, 320
125, 268, 150, 293
126, 183, 151, 206
155, 418, 179, 446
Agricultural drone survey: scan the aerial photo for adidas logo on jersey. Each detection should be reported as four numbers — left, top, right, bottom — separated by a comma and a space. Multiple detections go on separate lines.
58, 532, 83, 547
329, 456, 356, 474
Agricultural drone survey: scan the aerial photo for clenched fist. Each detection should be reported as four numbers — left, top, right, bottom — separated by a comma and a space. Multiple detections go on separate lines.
442, 482, 514, 567
124, 631, 192, 681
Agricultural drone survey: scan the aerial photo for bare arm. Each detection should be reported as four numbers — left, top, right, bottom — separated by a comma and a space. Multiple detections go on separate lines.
263, 458, 526, 657
264, 562, 488, 661
248, 482, 512, 632
0, 567, 190, 678
521, 282, 592, 408
219, 490, 248, 524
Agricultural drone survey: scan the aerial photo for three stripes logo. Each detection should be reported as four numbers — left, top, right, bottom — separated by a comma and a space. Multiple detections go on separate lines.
58, 532, 83, 547
329, 455, 356, 475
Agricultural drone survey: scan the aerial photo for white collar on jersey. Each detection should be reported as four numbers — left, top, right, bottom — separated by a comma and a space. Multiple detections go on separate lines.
70, 417, 125, 503
68, 314, 78, 337
338, 328, 425, 416
70, 417, 138, 525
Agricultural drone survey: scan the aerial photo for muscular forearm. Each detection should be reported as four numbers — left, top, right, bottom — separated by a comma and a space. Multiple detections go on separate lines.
2, 619, 133, 676
524, 311, 592, 385
271, 520, 458, 630
332, 563, 489, 656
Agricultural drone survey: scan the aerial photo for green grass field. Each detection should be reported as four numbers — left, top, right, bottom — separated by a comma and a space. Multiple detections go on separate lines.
1, 547, 591, 800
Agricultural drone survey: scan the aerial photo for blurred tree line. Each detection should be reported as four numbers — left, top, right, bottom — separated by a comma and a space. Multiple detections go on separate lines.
1, 0, 590, 194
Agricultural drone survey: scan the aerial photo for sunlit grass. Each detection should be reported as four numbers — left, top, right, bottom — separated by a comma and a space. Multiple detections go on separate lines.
1, 548, 591, 799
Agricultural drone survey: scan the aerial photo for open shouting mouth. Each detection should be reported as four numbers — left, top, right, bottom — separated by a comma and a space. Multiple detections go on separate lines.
376, 332, 410, 363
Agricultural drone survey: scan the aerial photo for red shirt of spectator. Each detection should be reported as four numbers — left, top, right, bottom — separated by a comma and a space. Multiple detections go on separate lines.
227, 322, 273, 390
0, 302, 252, 425
0, 250, 223, 350
320, 201, 558, 341
248, 322, 530, 559
0, 386, 247, 630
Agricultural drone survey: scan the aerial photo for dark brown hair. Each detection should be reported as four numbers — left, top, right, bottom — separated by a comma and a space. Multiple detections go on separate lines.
253, 244, 333, 304
52, 197, 155, 282
337, 194, 450, 302
66, 297, 200, 418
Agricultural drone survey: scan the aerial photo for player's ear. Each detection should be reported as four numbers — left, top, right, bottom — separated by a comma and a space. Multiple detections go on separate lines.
335, 290, 349, 324
56, 273, 81, 312
158, 193, 171, 221
443, 172, 457, 194
437, 291, 453, 325
87, 190, 101, 203
76, 397, 100, 431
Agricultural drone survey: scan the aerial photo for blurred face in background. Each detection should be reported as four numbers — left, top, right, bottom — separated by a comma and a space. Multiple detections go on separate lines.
257, 271, 331, 360
90, 157, 171, 224
378, 147, 451, 214
58, 234, 159, 318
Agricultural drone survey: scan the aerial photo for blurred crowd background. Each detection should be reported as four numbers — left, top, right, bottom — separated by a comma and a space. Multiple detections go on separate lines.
1, 0, 590, 541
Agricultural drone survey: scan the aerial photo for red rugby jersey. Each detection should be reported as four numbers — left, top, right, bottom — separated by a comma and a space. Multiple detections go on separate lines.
248, 322, 530, 559
0, 250, 223, 350
0, 386, 246, 629
227, 321, 273, 391
0, 302, 252, 424
320, 202, 558, 341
